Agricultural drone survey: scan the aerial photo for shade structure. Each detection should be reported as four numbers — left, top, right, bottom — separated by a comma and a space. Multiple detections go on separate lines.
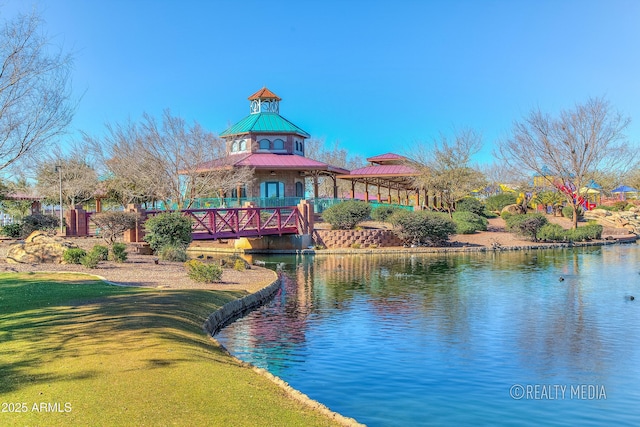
611, 185, 638, 193
579, 187, 600, 195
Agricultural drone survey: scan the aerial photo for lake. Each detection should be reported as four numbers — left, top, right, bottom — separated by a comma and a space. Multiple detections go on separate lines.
215, 245, 640, 426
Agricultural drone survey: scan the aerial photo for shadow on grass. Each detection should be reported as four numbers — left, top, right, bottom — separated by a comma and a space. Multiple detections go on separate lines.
0, 273, 247, 394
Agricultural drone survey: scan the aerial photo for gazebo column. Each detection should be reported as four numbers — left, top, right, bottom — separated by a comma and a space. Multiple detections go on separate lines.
414, 191, 420, 207
397, 188, 401, 205
236, 183, 242, 205
376, 185, 381, 203
404, 191, 409, 205
313, 174, 319, 198
332, 175, 338, 199
424, 189, 429, 209
364, 182, 369, 203
388, 187, 392, 204
350, 181, 355, 199
95, 198, 102, 213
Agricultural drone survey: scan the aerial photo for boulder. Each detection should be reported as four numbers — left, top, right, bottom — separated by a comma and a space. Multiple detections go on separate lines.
501, 204, 524, 215
6, 231, 79, 264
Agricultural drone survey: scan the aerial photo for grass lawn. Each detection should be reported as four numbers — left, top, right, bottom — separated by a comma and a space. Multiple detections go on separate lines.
0, 273, 341, 426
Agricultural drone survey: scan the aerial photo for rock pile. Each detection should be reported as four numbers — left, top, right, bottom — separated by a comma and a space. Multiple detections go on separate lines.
6, 231, 78, 264
584, 208, 640, 234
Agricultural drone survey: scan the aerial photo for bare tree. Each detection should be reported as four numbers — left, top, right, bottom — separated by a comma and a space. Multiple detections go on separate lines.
304, 138, 365, 198
0, 10, 74, 172
497, 97, 636, 228
410, 128, 486, 217
86, 120, 169, 206
86, 110, 254, 209
34, 145, 98, 208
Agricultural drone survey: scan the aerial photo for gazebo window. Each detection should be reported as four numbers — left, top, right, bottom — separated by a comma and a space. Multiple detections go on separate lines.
273, 139, 284, 150
231, 186, 247, 198
260, 181, 284, 198
238, 139, 246, 151
295, 181, 304, 197
259, 139, 270, 150
231, 141, 238, 152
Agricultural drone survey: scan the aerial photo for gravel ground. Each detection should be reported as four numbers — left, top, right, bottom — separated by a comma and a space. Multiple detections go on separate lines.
0, 237, 277, 292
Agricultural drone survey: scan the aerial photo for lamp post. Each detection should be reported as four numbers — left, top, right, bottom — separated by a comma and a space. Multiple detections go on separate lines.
54, 165, 63, 235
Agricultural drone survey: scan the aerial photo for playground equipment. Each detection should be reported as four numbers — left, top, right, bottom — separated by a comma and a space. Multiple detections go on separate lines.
555, 181, 596, 211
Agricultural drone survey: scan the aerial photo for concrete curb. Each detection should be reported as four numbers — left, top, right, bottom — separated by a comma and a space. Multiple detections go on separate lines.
203, 274, 282, 336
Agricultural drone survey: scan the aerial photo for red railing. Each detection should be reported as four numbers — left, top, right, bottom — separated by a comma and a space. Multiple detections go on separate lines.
146, 206, 300, 240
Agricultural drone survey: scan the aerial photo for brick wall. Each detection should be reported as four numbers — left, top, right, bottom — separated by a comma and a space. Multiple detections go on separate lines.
315, 229, 403, 248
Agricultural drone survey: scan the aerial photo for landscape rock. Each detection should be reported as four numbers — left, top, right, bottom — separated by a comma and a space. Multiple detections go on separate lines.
501, 204, 524, 215
6, 231, 79, 264
584, 209, 640, 234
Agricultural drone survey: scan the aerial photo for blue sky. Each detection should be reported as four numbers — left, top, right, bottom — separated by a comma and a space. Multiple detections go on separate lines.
3, 0, 640, 164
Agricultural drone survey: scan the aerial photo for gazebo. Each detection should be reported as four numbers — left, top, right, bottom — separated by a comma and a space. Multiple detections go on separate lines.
336, 153, 423, 206
194, 88, 349, 204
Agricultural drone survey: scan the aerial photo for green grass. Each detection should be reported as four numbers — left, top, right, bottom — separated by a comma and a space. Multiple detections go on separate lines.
0, 273, 341, 426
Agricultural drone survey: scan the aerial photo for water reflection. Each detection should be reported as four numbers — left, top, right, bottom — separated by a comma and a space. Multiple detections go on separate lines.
217, 246, 640, 426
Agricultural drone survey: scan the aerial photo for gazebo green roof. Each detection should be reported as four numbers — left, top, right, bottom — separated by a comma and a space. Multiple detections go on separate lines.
220, 112, 310, 138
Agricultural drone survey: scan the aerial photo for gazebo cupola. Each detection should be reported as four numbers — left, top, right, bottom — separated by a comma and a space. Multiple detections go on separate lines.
249, 87, 281, 114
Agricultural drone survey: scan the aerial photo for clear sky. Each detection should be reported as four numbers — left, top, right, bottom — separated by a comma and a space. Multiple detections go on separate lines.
3, 0, 640, 164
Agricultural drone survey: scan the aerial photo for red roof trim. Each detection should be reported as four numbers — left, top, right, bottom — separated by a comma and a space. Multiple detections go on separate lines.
366, 152, 406, 162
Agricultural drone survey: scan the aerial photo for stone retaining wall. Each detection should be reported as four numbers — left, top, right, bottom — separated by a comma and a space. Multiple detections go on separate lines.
203, 275, 281, 336
315, 229, 403, 248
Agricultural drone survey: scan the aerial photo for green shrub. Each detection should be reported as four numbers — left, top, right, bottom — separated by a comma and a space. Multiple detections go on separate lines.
80, 251, 101, 269
455, 221, 478, 235
144, 212, 193, 252
483, 210, 499, 219
613, 201, 630, 211
501, 211, 513, 221
157, 244, 188, 262
485, 193, 517, 212
20, 213, 60, 236
63, 248, 87, 264
452, 211, 488, 233
565, 224, 603, 242
185, 259, 223, 283
455, 198, 485, 216
505, 213, 548, 241
321, 201, 371, 230
536, 223, 566, 241
371, 205, 405, 222
562, 205, 584, 220
90, 245, 109, 261
1, 223, 22, 238
233, 258, 246, 271
110, 242, 128, 263
389, 210, 456, 246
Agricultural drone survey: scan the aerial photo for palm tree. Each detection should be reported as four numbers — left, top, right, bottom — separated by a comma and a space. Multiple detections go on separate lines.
532, 190, 565, 216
